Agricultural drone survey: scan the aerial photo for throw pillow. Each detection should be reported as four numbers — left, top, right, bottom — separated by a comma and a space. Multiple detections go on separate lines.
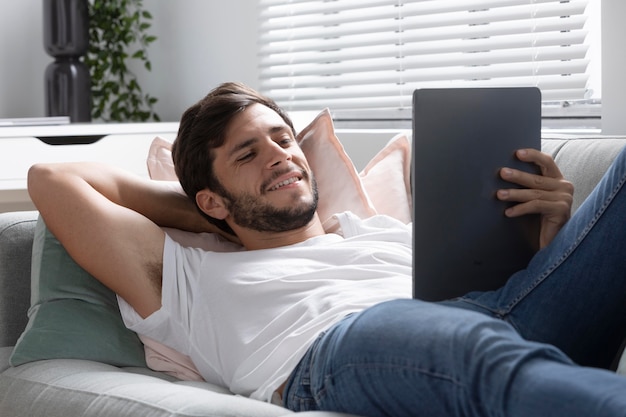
296, 109, 378, 223
10, 217, 146, 367
139, 334, 204, 381
360, 133, 412, 223
147, 136, 178, 181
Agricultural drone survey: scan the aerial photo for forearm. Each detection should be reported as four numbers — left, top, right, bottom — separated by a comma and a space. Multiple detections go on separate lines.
28, 162, 212, 233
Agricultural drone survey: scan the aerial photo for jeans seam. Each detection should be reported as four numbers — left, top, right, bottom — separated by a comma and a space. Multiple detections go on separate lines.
314, 362, 467, 406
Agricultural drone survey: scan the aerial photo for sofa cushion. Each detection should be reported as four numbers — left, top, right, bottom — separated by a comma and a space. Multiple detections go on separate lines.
0, 359, 288, 417
542, 135, 626, 212
0, 347, 12, 373
9, 217, 146, 368
0, 211, 37, 347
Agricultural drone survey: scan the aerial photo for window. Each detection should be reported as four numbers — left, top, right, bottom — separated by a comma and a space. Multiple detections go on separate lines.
258, 0, 597, 128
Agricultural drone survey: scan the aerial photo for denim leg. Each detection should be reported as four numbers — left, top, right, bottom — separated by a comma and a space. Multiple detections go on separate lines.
283, 300, 626, 417
445, 145, 626, 368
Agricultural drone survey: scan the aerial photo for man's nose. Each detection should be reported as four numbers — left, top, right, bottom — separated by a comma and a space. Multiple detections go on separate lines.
266, 141, 291, 168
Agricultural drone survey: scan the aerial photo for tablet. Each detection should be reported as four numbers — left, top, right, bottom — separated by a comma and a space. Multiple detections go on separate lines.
412, 87, 541, 301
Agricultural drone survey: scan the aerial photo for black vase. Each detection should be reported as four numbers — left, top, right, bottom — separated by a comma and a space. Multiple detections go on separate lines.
43, 0, 91, 122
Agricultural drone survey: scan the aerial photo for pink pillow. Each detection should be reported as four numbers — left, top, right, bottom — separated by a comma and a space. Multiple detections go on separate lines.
142, 110, 412, 381
139, 335, 204, 381
360, 133, 412, 223
147, 136, 178, 181
296, 109, 377, 223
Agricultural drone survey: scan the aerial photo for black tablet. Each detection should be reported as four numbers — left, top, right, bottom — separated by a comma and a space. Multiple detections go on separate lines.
412, 87, 541, 301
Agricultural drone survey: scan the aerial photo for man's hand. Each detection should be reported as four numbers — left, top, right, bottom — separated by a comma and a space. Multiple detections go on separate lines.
497, 148, 574, 249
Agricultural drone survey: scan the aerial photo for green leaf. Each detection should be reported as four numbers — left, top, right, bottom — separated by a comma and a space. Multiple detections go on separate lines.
87, 0, 159, 121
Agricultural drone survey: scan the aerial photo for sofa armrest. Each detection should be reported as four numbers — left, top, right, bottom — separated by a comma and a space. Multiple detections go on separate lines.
0, 211, 38, 347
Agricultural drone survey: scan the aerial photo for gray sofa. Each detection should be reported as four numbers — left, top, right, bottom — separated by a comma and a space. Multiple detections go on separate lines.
1, 134, 626, 416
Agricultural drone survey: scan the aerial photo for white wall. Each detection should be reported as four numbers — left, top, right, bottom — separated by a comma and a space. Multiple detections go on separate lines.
601, 0, 626, 135
0, 1, 48, 118
0, 0, 259, 122
137, 0, 260, 121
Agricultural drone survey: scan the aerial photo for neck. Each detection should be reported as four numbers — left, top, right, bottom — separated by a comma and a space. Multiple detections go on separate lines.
233, 213, 326, 250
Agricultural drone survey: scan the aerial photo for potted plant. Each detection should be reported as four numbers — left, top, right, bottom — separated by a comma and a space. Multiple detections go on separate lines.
85, 0, 160, 122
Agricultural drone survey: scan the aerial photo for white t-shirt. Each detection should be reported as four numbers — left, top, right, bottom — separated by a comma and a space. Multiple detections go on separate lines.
118, 211, 412, 402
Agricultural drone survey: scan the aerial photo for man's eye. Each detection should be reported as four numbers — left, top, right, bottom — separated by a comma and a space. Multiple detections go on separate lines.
237, 152, 254, 162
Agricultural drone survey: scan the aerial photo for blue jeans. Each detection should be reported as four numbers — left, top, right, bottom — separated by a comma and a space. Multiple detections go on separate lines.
283, 146, 626, 416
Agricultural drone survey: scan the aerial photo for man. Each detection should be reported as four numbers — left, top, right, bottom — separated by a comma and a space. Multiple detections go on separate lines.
28, 82, 626, 416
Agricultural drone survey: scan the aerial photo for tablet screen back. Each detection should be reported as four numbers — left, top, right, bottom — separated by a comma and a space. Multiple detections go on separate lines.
412, 87, 541, 301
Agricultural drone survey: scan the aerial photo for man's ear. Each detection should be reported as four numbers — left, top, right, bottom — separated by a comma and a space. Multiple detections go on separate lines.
196, 189, 229, 220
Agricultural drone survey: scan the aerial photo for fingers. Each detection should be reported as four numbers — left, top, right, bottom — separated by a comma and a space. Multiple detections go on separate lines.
497, 169, 573, 216
498, 192, 572, 218
500, 149, 568, 188
500, 196, 572, 249
497, 148, 574, 248
497, 186, 570, 204
514, 148, 562, 178
499, 187, 572, 249
499, 149, 574, 194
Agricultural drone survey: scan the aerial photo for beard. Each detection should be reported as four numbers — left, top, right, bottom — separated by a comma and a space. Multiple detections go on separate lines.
220, 173, 319, 233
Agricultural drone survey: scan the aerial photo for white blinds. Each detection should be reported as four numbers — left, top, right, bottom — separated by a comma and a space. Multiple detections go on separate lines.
258, 0, 591, 119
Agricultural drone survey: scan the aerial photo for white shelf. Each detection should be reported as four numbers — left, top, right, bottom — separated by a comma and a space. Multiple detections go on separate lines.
0, 123, 179, 212
0, 122, 179, 139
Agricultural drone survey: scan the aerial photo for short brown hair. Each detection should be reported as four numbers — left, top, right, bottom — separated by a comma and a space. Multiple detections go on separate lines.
171, 82, 295, 234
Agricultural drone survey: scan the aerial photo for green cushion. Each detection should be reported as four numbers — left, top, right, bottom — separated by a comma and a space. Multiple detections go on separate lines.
10, 217, 146, 367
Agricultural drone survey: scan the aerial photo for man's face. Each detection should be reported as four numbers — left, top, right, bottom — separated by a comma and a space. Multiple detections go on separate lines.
210, 103, 318, 233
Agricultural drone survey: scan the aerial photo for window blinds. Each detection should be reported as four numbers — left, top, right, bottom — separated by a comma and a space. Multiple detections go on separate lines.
258, 0, 591, 119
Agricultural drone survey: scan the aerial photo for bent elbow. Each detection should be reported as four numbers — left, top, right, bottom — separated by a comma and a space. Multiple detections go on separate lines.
28, 163, 53, 194
27, 163, 67, 211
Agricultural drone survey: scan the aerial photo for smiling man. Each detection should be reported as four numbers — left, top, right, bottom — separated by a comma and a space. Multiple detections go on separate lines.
27, 82, 626, 417
180, 101, 324, 247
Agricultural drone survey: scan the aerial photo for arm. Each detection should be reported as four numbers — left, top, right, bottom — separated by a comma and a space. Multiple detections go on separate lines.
497, 149, 574, 249
27, 162, 213, 318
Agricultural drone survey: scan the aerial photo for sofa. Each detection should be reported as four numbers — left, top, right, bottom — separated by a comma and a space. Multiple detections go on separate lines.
2, 133, 626, 417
